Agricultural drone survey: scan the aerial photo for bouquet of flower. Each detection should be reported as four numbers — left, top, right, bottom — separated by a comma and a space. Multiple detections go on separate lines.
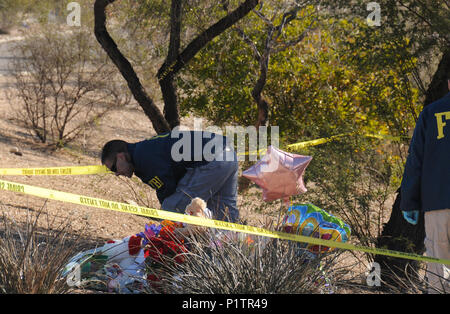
62, 198, 212, 293
136, 220, 188, 291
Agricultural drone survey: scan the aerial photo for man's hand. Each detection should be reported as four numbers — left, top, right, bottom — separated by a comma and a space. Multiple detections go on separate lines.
402, 210, 419, 225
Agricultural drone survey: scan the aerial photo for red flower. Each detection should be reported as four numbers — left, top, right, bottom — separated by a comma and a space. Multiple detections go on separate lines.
159, 226, 179, 242
147, 273, 164, 292
145, 237, 165, 262
128, 235, 142, 255
147, 274, 160, 282
144, 235, 188, 265
174, 253, 186, 264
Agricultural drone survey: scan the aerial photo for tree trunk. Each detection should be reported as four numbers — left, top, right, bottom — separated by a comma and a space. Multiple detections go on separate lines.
94, 0, 171, 134
253, 55, 270, 128
375, 48, 450, 289
374, 188, 426, 289
156, 0, 259, 81
160, 0, 182, 129
424, 49, 450, 106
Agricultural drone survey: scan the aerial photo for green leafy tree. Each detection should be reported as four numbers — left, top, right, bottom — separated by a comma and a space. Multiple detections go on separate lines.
178, 11, 420, 140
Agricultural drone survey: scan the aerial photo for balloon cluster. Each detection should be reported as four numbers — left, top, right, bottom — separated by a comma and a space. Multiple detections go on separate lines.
242, 146, 351, 259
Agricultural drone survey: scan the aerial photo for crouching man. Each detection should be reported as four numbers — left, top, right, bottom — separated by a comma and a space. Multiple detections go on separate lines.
101, 130, 239, 222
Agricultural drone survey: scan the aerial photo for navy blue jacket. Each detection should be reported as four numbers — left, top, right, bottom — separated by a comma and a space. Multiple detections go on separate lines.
400, 92, 450, 212
127, 131, 227, 204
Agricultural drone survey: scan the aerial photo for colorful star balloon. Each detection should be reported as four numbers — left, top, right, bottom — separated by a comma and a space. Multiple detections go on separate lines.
242, 146, 312, 204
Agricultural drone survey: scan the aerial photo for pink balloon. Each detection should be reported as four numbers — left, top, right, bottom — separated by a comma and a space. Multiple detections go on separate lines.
242, 146, 312, 203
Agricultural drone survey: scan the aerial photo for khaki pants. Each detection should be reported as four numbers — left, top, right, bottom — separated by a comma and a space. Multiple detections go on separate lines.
424, 209, 450, 294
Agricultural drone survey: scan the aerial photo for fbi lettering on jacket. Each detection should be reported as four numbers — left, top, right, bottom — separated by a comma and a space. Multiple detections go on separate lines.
435, 111, 450, 139
148, 176, 164, 189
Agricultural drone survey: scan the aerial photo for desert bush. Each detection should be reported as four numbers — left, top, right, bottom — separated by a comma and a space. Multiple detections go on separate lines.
0, 204, 85, 294
149, 230, 342, 294
8, 25, 131, 147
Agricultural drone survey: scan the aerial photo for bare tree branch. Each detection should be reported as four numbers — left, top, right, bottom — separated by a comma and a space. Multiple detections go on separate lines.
246, 2, 317, 128
157, 0, 260, 81
397, 0, 449, 44
94, 0, 171, 134
252, 7, 272, 26
233, 27, 261, 60
272, 18, 317, 53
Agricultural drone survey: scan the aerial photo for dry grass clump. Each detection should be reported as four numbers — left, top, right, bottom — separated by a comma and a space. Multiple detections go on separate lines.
0, 202, 86, 293
150, 229, 342, 294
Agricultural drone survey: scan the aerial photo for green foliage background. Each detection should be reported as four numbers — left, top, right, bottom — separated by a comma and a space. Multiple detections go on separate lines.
175, 4, 423, 249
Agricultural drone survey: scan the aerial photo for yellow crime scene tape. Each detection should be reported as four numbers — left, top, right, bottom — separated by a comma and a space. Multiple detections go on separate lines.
0, 132, 406, 175
0, 178, 449, 266
4, 132, 439, 265
237, 132, 406, 157
0, 165, 110, 176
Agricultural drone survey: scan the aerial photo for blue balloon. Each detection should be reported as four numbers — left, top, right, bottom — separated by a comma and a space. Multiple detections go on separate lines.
282, 203, 351, 257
